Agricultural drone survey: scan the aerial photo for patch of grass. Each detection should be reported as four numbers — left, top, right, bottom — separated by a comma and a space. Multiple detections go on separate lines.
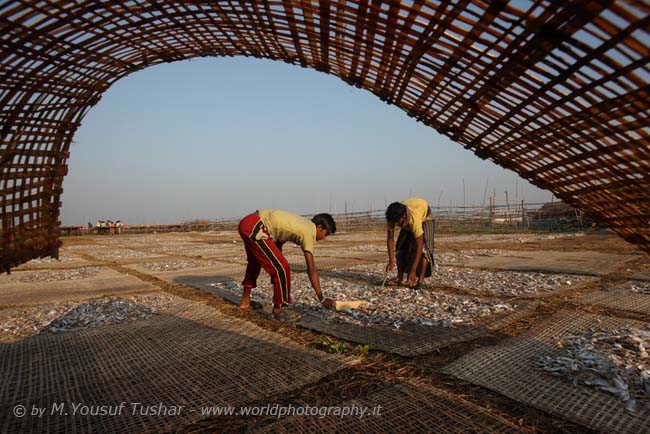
354, 344, 370, 356
311, 336, 349, 354
310, 337, 370, 356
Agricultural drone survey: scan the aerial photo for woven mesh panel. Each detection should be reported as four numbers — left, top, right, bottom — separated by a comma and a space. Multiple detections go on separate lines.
254, 379, 528, 434
127, 259, 246, 277
577, 289, 650, 315
444, 311, 650, 434
463, 250, 637, 277
70, 248, 166, 262
2, 1, 650, 271
287, 256, 377, 271
0, 297, 353, 434
0, 267, 157, 306
298, 301, 535, 356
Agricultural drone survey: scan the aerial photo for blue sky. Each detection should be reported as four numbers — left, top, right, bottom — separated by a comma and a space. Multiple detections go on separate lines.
61, 57, 552, 225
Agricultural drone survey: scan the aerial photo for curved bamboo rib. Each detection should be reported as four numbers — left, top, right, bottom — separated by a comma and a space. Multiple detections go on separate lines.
1, 1, 649, 271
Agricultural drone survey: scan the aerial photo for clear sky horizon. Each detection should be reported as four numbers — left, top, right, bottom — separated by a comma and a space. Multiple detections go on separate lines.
61, 56, 554, 225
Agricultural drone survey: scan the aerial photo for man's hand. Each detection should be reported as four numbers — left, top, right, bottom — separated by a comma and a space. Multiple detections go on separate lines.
386, 261, 395, 273
321, 298, 335, 309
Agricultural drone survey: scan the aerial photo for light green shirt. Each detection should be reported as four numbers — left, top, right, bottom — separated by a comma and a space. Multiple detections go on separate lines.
386, 197, 431, 238
259, 209, 316, 253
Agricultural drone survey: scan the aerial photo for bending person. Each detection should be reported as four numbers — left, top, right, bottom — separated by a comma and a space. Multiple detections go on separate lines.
238, 209, 336, 320
385, 198, 435, 288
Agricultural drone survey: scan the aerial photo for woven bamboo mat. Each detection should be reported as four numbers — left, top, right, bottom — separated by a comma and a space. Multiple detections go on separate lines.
0, 296, 353, 434
444, 311, 650, 434
66, 247, 166, 261
287, 256, 379, 271
166, 244, 245, 259
173, 258, 374, 304
298, 302, 535, 356
172, 270, 245, 305
315, 250, 386, 262
630, 271, 650, 282
12, 252, 96, 271
156, 257, 368, 289
577, 289, 650, 316
128, 260, 245, 280
0, 268, 157, 307
253, 378, 528, 433
464, 250, 635, 277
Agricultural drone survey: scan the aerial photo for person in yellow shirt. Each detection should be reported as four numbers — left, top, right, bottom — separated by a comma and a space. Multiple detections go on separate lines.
238, 209, 336, 320
385, 198, 435, 288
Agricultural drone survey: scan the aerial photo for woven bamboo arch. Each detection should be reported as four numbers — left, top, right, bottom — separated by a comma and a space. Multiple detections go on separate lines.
1, 1, 650, 271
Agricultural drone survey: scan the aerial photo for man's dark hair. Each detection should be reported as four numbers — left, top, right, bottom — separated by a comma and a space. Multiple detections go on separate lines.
312, 213, 337, 234
385, 202, 407, 223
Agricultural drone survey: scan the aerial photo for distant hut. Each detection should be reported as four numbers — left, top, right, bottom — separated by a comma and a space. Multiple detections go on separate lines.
529, 202, 591, 230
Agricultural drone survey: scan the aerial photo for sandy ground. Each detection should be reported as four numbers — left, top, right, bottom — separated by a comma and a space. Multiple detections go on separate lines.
1, 229, 649, 433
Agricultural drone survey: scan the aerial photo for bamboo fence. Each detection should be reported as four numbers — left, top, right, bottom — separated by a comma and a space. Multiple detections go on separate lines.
65, 202, 588, 236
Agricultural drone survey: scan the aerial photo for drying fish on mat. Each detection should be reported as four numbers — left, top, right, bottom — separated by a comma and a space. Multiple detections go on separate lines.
79, 249, 155, 260
437, 233, 583, 244
138, 259, 220, 272
435, 249, 504, 265
631, 285, 650, 295
328, 262, 584, 296
605, 282, 650, 295
5, 266, 104, 283
537, 325, 650, 412
211, 274, 515, 329
0, 295, 175, 342
19, 252, 81, 264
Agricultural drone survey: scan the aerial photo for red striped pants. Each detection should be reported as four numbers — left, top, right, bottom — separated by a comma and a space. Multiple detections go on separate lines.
238, 212, 291, 307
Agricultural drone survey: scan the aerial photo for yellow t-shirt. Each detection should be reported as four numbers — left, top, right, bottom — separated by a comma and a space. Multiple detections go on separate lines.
258, 209, 316, 253
386, 197, 431, 238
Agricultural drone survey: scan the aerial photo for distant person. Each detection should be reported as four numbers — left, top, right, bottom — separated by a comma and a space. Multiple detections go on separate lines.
385, 198, 435, 288
237, 209, 336, 320
115, 220, 122, 235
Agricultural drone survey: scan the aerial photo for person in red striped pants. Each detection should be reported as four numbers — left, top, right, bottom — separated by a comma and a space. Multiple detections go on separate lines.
238, 209, 337, 320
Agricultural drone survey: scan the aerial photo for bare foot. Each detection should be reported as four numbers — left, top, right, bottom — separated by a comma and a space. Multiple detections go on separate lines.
240, 287, 252, 310
272, 310, 290, 322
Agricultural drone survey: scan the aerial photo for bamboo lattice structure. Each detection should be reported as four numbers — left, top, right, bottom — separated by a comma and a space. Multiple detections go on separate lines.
1, 1, 650, 271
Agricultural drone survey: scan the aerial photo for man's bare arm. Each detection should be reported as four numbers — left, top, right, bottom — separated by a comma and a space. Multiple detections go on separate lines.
304, 251, 334, 307
386, 228, 396, 272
